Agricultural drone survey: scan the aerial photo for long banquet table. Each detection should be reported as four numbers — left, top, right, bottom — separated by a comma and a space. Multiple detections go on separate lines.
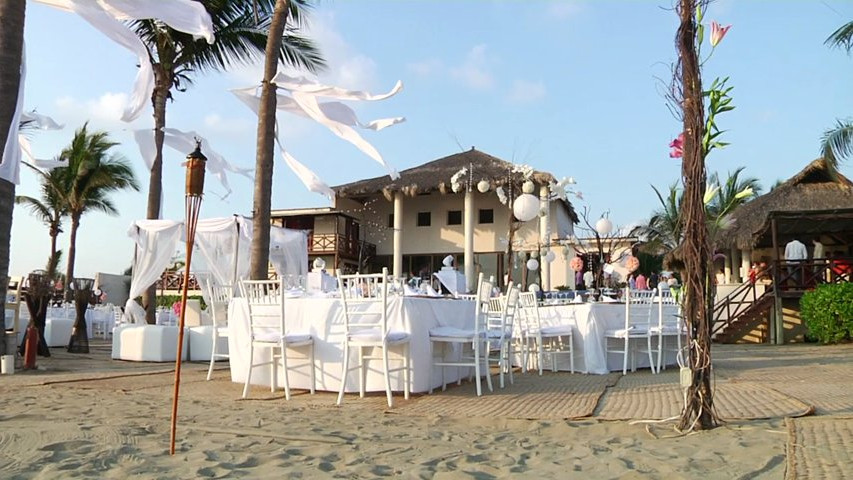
535, 302, 681, 374
228, 295, 476, 394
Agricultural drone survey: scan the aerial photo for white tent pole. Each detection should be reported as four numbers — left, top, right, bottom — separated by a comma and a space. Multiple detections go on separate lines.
232, 215, 240, 286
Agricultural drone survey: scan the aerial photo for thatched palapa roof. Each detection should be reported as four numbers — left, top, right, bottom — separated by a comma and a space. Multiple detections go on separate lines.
723, 158, 853, 249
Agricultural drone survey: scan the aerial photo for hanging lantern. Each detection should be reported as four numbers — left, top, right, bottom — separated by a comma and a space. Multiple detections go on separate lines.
477, 179, 490, 193
569, 257, 584, 272
625, 255, 640, 273
545, 251, 556, 263
526, 258, 539, 271
184, 140, 207, 197
531, 250, 539, 259
513, 193, 539, 222
595, 217, 613, 236
561, 245, 570, 258
522, 180, 535, 194
528, 283, 540, 293
313, 257, 326, 270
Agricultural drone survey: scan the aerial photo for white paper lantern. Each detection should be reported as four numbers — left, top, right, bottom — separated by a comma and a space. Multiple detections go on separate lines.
477, 179, 490, 193
545, 251, 556, 263
313, 257, 326, 270
528, 283, 540, 293
531, 250, 539, 259
513, 193, 539, 222
526, 258, 539, 271
595, 217, 613, 236
522, 180, 535, 194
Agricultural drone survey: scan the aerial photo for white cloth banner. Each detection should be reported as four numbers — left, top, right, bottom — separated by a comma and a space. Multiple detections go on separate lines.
269, 227, 308, 278
125, 219, 183, 325
0, 42, 26, 184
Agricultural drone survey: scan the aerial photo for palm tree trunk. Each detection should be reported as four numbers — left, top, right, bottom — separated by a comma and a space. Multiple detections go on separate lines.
249, 0, 290, 280
677, 0, 717, 431
142, 73, 170, 323
64, 213, 81, 302
0, 0, 26, 356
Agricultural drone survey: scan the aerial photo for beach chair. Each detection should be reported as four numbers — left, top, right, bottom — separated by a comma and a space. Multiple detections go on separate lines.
605, 287, 656, 375
429, 273, 493, 396
240, 279, 315, 400
518, 291, 574, 375
336, 267, 411, 408
650, 287, 685, 373
203, 278, 234, 381
485, 283, 519, 389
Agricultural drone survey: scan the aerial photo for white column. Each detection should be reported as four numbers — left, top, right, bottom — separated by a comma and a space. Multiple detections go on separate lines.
741, 249, 752, 282
393, 192, 403, 279
464, 190, 475, 293
539, 185, 550, 291
723, 253, 732, 284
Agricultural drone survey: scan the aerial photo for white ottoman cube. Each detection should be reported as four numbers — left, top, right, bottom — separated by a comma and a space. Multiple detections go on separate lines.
187, 326, 228, 362
111, 325, 188, 362
44, 317, 75, 347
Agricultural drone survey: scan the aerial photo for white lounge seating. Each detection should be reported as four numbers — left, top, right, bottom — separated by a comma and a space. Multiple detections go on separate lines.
111, 324, 188, 362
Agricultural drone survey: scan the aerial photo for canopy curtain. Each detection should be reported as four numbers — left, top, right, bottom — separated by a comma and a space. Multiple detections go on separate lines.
194, 216, 251, 287
239, 218, 309, 279
125, 220, 183, 324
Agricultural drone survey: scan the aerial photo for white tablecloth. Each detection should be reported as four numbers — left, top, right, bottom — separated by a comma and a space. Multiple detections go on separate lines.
536, 303, 680, 374
228, 295, 475, 393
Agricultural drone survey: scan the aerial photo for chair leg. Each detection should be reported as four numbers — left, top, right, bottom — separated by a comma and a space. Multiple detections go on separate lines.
483, 340, 493, 393
403, 343, 410, 400
622, 337, 629, 376
281, 343, 291, 401
656, 334, 664, 373
507, 341, 514, 385
382, 345, 393, 408
473, 341, 482, 397
309, 342, 316, 395
428, 341, 435, 394
647, 336, 656, 374
336, 343, 349, 405
358, 347, 366, 399
538, 337, 544, 376
569, 335, 575, 374
497, 343, 505, 389
206, 331, 217, 381
242, 344, 254, 399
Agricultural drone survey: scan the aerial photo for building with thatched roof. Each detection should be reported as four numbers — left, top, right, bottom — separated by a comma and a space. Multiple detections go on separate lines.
276, 148, 579, 292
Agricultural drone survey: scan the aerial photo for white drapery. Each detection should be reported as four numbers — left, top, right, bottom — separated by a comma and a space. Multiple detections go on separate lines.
125, 220, 183, 325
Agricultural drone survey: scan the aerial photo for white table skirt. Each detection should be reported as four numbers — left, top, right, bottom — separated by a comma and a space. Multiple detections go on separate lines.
228, 296, 475, 393
535, 303, 681, 374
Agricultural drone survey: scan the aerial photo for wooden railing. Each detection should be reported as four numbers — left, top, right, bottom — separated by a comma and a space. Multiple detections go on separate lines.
308, 233, 375, 259
711, 268, 769, 337
155, 271, 200, 292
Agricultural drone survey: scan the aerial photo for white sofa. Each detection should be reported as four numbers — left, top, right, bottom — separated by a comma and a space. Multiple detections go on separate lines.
111, 324, 188, 362
44, 317, 75, 348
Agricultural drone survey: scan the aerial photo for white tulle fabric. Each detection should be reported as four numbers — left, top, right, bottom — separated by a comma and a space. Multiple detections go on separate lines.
125, 220, 184, 325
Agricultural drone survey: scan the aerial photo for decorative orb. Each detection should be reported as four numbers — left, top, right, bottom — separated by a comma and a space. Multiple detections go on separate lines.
528, 283, 540, 293
595, 217, 613, 236
451, 182, 461, 193
442, 255, 454, 267
569, 257, 584, 272
625, 255, 640, 273
512, 193, 539, 222
526, 258, 540, 271
522, 180, 535, 194
476, 179, 490, 193
545, 251, 556, 263
531, 250, 539, 259
561, 246, 570, 258
313, 257, 326, 270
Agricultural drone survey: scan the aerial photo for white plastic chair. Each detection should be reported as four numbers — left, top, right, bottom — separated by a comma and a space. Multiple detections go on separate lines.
518, 292, 574, 375
336, 267, 411, 408
203, 278, 234, 381
605, 287, 656, 375
429, 273, 494, 396
650, 287, 685, 372
239, 279, 315, 400
485, 283, 519, 388
90, 306, 111, 340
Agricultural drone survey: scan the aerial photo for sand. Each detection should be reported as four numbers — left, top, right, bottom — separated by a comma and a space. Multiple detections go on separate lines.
0, 342, 850, 479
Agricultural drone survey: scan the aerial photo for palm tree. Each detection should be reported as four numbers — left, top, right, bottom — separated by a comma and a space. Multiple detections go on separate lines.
15, 164, 68, 278
706, 166, 761, 240
0, 0, 26, 357
130, 0, 324, 313
821, 21, 853, 169
56, 124, 139, 297
632, 183, 683, 255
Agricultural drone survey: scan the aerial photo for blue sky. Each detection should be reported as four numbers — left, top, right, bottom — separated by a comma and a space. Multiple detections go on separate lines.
10, 0, 853, 278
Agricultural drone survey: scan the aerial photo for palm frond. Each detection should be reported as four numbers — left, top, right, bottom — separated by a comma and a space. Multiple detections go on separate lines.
14, 195, 52, 223
826, 21, 853, 53
821, 119, 853, 172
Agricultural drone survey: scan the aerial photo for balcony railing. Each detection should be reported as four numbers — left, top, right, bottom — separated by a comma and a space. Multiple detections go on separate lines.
309, 233, 375, 259
155, 272, 200, 292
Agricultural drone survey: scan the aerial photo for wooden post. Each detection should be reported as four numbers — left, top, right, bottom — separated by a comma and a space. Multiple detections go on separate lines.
770, 217, 781, 344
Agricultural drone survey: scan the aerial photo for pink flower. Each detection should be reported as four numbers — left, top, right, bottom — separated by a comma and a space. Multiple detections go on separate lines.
172, 301, 182, 316
669, 132, 684, 158
710, 21, 731, 47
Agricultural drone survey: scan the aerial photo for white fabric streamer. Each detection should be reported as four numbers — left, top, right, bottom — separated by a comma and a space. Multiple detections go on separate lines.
272, 73, 403, 101
0, 42, 26, 184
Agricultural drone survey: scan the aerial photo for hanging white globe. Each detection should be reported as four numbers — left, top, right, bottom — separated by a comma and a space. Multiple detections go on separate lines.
522, 180, 535, 194
561, 245, 570, 258
513, 193, 539, 222
595, 217, 613, 236
545, 251, 556, 263
313, 257, 326, 270
477, 179, 490, 193
528, 283, 540, 293
531, 250, 539, 259
526, 258, 539, 271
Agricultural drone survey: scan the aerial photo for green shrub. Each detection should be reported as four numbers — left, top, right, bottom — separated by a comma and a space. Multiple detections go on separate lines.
800, 283, 853, 344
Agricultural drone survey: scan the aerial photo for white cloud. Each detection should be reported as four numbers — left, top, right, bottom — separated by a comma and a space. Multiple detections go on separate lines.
506, 80, 547, 104
52, 92, 148, 133
407, 58, 443, 77
450, 44, 495, 90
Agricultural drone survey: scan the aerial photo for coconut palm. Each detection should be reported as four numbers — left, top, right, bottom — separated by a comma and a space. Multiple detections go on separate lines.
706, 166, 761, 234
632, 183, 683, 255
0, 0, 26, 357
55, 124, 140, 297
15, 164, 68, 278
821, 21, 853, 169
130, 0, 324, 311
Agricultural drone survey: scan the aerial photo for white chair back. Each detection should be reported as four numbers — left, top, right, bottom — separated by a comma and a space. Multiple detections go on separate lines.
629, 289, 656, 304
337, 267, 389, 337
240, 279, 285, 340
625, 287, 653, 330
518, 291, 540, 335
203, 278, 234, 328
473, 273, 494, 336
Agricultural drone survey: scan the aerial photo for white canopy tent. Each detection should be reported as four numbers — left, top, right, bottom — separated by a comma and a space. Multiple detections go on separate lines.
123, 216, 308, 324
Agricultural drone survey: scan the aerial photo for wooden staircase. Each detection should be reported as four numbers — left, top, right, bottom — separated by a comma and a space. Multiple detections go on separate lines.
712, 291, 774, 343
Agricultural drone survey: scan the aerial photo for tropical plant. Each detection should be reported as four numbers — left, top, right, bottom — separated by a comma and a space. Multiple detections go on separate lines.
821, 21, 853, 170
249, 0, 324, 279
633, 183, 683, 254
15, 163, 68, 278
705, 166, 760, 237
54, 123, 139, 298
130, 0, 324, 306
801, 283, 853, 344
0, 0, 26, 357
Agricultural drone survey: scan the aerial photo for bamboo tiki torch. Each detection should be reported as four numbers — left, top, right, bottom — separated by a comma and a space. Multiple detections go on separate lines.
170, 140, 207, 455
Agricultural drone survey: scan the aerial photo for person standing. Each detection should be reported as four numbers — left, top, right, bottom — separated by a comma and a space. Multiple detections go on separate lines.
812, 237, 826, 283
649, 271, 659, 289
629, 274, 637, 290
635, 272, 648, 290
784, 238, 808, 287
